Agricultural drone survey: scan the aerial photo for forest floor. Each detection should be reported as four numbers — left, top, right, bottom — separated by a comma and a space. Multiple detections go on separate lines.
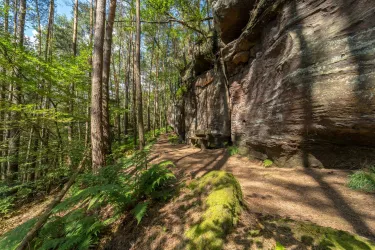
2, 134, 375, 249
105, 134, 375, 249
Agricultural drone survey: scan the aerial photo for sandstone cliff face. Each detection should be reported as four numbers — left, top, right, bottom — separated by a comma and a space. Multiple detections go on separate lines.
176, 0, 375, 168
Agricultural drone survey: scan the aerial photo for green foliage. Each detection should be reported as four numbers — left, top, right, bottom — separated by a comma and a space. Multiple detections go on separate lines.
275, 242, 285, 250
132, 201, 149, 225
34, 209, 104, 250
227, 146, 239, 156
263, 159, 273, 168
348, 167, 375, 192
0, 138, 177, 249
186, 171, 243, 250
0, 217, 37, 250
168, 134, 179, 144
0, 196, 14, 216
136, 161, 176, 201
176, 85, 187, 99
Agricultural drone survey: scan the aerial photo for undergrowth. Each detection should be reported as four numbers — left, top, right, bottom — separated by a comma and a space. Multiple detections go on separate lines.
0, 134, 177, 250
168, 134, 179, 144
263, 159, 273, 168
227, 146, 239, 156
348, 167, 375, 192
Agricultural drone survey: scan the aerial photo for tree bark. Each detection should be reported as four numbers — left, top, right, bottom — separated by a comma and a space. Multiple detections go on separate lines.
45, 0, 54, 61
132, 30, 137, 147
124, 31, 132, 136
102, 0, 117, 155
7, 0, 26, 182
34, 0, 42, 56
90, 0, 106, 172
135, 0, 144, 149
147, 42, 155, 132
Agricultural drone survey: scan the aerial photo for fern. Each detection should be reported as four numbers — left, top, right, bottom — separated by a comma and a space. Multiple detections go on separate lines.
132, 201, 149, 225
136, 162, 176, 200
1, 138, 176, 250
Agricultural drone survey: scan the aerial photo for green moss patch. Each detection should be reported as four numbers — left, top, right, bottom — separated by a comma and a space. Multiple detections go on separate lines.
185, 171, 243, 250
254, 216, 375, 250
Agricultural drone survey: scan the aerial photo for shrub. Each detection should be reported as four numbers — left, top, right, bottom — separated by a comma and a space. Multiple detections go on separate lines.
168, 134, 179, 144
227, 146, 239, 156
0, 196, 14, 216
348, 167, 375, 192
136, 161, 176, 201
263, 159, 273, 168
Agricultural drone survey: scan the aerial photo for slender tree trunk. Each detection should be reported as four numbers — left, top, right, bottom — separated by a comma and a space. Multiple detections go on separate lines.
45, 0, 54, 61
0, 0, 9, 180
13, 0, 18, 40
124, 32, 132, 137
112, 56, 121, 140
132, 31, 137, 147
4, 0, 9, 33
90, 0, 106, 172
102, 0, 117, 155
153, 51, 159, 137
66, 0, 79, 168
35, 0, 42, 56
7, 0, 26, 182
147, 42, 155, 132
85, 0, 94, 148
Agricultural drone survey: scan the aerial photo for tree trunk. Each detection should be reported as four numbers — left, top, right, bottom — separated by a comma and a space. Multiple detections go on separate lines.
66, 0, 79, 168
112, 55, 121, 140
45, 0, 54, 61
0, 0, 9, 180
135, 0, 144, 149
85, 0, 94, 148
7, 0, 26, 182
34, 0, 42, 56
102, 0, 117, 155
132, 30, 137, 147
124, 31, 132, 136
153, 51, 159, 137
90, 0, 106, 172
12, 0, 18, 40
147, 42, 155, 133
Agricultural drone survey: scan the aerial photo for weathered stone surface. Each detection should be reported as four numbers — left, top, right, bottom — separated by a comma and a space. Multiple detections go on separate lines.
184, 70, 231, 147
212, 0, 256, 44
195, 70, 215, 87
229, 0, 375, 168
173, 0, 375, 168
233, 51, 250, 65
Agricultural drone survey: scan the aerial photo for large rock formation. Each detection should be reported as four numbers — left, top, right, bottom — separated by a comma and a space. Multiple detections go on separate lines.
174, 0, 375, 169
212, 0, 256, 44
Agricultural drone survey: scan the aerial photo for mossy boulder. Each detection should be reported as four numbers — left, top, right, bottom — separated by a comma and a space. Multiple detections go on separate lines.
185, 171, 243, 250
257, 216, 375, 250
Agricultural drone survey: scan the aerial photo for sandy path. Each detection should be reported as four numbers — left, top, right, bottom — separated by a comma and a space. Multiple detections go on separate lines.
150, 134, 375, 241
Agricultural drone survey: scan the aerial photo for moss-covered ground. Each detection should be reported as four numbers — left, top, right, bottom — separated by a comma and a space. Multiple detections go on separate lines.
185, 171, 243, 250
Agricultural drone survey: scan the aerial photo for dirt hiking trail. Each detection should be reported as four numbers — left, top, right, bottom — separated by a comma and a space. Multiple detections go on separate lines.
149, 134, 375, 240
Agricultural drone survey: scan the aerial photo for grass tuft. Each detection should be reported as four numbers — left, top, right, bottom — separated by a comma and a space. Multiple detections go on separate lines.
227, 146, 239, 156
348, 167, 375, 192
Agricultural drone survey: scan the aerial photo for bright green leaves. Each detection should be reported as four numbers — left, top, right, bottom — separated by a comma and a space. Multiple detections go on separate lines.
132, 201, 149, 225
